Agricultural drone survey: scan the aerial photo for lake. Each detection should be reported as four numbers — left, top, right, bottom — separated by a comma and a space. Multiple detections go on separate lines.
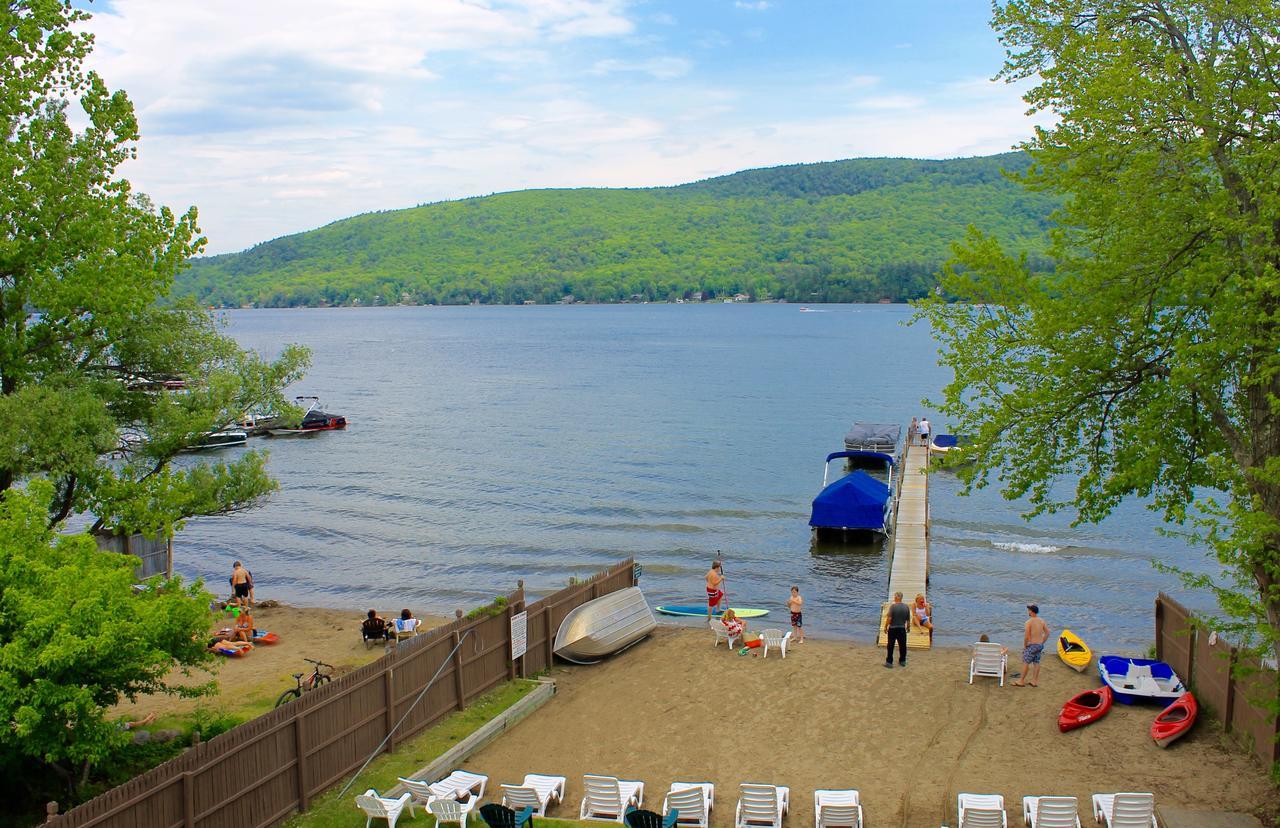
179, 304, 1214, 651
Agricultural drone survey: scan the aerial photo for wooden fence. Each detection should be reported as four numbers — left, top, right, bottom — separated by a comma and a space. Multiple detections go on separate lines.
1155, 592, 1279, 767
94, 530, 173, 579
49, 558, 638, 828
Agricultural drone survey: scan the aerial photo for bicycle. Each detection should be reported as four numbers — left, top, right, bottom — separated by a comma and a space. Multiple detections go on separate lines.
274, 658, 334, 708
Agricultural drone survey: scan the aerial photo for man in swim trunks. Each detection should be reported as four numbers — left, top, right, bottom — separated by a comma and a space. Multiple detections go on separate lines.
705, 560, 725, 617
1012, 603, 1049, 687
787, 586, 805, 644
230, 560, 252, 608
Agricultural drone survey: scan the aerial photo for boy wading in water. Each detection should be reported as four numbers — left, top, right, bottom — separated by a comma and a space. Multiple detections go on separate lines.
705, 560, 725, 617
1012, 603, 1049, 687
787, 586, 805, 644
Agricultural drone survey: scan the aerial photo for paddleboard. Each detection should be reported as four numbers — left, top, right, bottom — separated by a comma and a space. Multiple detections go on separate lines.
656, 605, 769, 618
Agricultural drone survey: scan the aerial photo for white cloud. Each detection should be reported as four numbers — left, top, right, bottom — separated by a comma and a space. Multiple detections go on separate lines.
590, 56, 693, 79
857, 95, 925, 110
734, 1, 771, 10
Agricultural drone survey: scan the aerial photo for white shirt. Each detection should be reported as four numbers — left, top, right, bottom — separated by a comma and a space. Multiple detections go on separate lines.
919, 419, 931, 435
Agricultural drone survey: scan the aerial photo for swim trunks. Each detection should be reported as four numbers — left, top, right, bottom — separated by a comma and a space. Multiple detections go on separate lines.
233, 582, 250, 598
1022, 642, 1045, 664
790, 612, 803, 628
706, 587, 724, 607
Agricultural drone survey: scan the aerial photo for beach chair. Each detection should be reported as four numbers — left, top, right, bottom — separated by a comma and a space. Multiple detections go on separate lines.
580, 774, 645, 822
356, 790, 414, 828
501, 774, 567, 816
969, 643, 1007, 686
760, 629, 792, 659
712, 618, 741, 649
1090, 793, 1157, 828
625, 807, 679, 828
814, 789, 862, 828
430, 797, 477, 827
735, 783, 789, 828
362, 617, 391, 648
956, 793, 1006, 828
393, 617, 419, 643
480, 803, 534, 828
664, 783, 714, 828
398, 770, 489, 805
1020, 796, 1080, 828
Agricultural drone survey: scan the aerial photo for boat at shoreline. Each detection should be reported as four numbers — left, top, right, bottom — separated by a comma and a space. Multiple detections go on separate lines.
655, 605, 769, 618
1098, 655, 1187, 705
185, 428, 248, 451
267, 396, 347, 436
1057, 629, 1092, 672
843, 422, 902, 457
1058, 686, 1112, 732
554, 586, 657, 664
1152, 692, 1197, 747
809, 450, 895, 538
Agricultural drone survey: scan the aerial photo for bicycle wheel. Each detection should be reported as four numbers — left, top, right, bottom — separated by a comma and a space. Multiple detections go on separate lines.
314, 673, 332, 687
275, 688, 302, 708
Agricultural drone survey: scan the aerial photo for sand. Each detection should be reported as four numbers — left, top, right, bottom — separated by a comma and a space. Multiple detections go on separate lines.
113, 604, 443, 719
461, 626, 1277, 828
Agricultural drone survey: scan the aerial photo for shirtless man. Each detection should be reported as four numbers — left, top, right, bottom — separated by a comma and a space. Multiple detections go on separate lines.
1012, 603, 1049, 687
230, 561, 252, 608
705, 560, 725, 617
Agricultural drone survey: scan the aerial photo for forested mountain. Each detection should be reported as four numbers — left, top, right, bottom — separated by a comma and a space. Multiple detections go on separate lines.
179, 152, 1056, 307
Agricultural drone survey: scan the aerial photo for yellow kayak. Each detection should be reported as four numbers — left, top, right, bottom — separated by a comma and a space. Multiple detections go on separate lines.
1057, 628, 1092, 672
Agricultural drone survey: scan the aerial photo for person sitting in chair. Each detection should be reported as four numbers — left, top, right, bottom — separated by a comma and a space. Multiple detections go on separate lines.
362, 609, 391, 644
393, 608, 420, 641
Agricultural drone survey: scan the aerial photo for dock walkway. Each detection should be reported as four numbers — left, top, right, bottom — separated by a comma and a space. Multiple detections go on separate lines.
876, 439, 931, 649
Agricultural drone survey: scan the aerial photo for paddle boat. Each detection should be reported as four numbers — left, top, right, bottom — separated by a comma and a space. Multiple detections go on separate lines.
809, 450, 894, 538
1056, 629, 1092, 672
553, 587, 657, 664
268, 396, 347, 436
655, 605, 769, 619
1151, 692, 1197, 747
1098, 655, 1187, 705
1058, 685, 1112, 732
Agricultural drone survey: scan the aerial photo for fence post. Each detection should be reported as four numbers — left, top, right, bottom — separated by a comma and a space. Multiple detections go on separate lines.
510, 582, 525, 681
182, 772, 195, 828
1224, 646, 1238, 733
384, 668, 397, 752
44, 802, 58, 825
544, 603, 557, 669
1154, 595, 1164, 662
295, 713, 310, 811
452, 613, 467, 711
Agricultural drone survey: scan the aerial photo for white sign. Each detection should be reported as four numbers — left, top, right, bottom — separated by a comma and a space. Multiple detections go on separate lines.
511, 611, 528, 660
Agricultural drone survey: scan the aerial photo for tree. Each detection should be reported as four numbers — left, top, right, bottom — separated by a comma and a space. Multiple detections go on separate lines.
0, 481, 213, 793
919, 1, 1280, 673
1, 1, 309, 535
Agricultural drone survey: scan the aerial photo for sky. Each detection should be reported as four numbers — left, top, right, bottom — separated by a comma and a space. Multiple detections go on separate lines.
74, 1, 1046, 254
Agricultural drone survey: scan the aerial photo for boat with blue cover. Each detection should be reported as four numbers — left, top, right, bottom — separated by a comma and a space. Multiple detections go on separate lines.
809, 450, 895, 537
1098, 655, 1187, 705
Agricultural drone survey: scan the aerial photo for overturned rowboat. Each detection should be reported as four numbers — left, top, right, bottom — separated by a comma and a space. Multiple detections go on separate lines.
554, 587, 657, 664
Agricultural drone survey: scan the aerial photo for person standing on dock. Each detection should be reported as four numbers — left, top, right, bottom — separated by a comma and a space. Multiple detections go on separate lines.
1012, 603, 1049, 687
884, 591, 910, 668
908, 417, 918, 446
706, 560, 725, 617
918, 417, 931, 447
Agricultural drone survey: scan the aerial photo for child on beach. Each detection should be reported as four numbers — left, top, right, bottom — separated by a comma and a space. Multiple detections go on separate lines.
787, 586, 805, 644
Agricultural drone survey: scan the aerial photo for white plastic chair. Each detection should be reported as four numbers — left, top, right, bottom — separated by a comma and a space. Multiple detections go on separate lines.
969, 643, 1007, 686
1020, 795, 1080, 828
736, 783, 789, 828
429, 797, 476, 827
814, 789, 862, 828
1091, 793, 1157, 828
712, 618, 742, 649
580, 774, 644, 822
957, 793, 1006, 828
501, 774, 567, 816
356, 790, 414, 828
664, 783, 715, 828
398, 770, 488, 805
760, 629, 792, 659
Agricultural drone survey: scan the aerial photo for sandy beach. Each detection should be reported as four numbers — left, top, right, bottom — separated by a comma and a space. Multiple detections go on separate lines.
461, 626, 1276, 827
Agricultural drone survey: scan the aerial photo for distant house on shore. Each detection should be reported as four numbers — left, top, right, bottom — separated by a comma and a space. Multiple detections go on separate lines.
558, 294, 575, 304
523, 299, 536, 305
733, 293, 750, 302
689, 291, 704, 302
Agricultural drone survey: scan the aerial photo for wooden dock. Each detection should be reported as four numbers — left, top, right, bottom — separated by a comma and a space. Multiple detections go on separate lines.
876, 439, 932, 649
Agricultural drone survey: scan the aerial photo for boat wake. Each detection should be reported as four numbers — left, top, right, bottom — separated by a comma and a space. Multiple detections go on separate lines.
993, 540, 1064, 554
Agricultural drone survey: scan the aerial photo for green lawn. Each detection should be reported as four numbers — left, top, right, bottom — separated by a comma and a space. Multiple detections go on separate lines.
285, 680, 538, 828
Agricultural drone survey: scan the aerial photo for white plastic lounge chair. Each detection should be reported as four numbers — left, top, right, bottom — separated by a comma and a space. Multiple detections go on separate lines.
736, 783, 789, 828
356, 790, 414, 828
1020, 796, 1080, 828
957, 793, 1006, 828
501, 774, 568, 816
664, 783, 715, 828
1091, 793, 1157, 828
429, 797, 476, 827
969, 643, 1007, 686
712, 618, 742, 649
398, 770, 489, 804
814, 789, 862, 828
580, 774, 645, 822
760, 629, 793, 659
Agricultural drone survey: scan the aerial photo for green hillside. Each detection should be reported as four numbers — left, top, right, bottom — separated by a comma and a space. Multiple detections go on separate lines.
179, 152, 1056, 307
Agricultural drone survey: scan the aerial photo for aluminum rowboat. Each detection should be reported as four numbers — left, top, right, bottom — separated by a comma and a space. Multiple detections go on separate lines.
553, 586, 657, 664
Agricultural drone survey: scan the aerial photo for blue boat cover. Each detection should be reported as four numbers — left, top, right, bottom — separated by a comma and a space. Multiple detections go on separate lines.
809, 470, 890, 531
932, 434, 959, 448
825, 450, 895, 467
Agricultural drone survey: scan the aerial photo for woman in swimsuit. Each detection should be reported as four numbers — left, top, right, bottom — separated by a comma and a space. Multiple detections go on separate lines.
912, 594, 933, 632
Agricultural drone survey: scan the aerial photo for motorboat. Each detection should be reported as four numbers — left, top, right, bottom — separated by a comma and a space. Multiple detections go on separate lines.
1058, 686, 1112, 732
185, 429, 248, 451
237, 408, 285, 435
1151, 692, 1197, 747
1098, 655, 1187, 705
553, 586, 657, 664
931, 434, 966, 453
267, 396, 347, 436
843, 422, 902, 457
809, 450, 894, 537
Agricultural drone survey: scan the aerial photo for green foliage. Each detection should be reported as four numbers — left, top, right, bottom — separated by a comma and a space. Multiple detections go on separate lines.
0, 1, 310, 534
463, 595, 508, 620
918, 1, 1280, 686
179, 154, 1058, 307
0, 481, 215, 795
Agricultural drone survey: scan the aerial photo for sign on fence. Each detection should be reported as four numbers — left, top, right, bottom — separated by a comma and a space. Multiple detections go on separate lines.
510, 611, 528, 659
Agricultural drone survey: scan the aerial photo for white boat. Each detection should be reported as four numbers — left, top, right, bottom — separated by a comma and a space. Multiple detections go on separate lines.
185, 429, 248, 451
553, 587, 657, 664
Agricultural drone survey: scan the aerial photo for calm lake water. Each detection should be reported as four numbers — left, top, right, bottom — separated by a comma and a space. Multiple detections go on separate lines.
179, 304, 1214, 651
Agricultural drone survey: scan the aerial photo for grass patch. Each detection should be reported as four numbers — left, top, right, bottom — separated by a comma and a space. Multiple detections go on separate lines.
285, 680, 537, 828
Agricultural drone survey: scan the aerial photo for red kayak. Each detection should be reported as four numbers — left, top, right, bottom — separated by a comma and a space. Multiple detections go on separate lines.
1058, 686, 1113, 732
1151, 691, 1197, 747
